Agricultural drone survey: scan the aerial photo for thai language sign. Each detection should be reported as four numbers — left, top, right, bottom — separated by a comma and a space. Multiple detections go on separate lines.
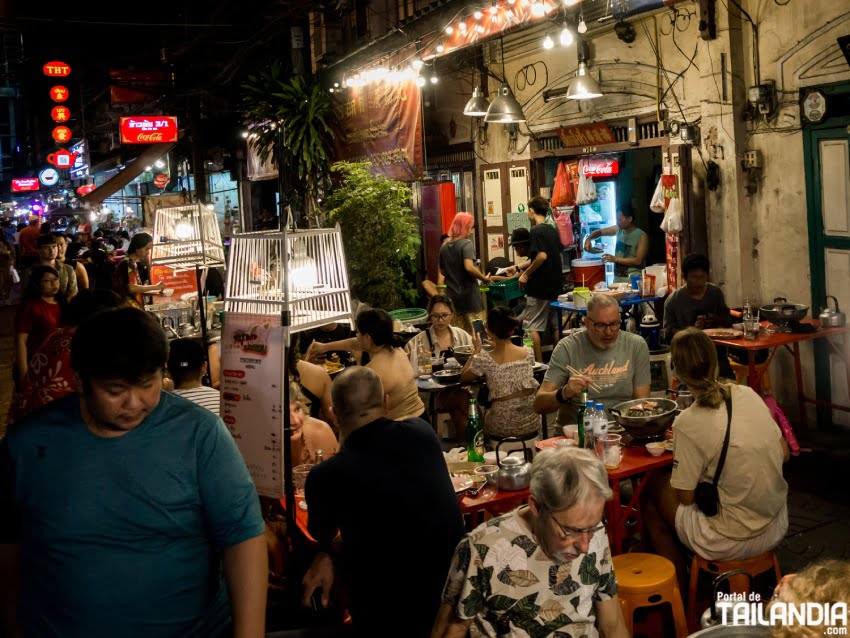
333, 80, 423, 181
557, 123, 617, 148
119, 116, 178, 144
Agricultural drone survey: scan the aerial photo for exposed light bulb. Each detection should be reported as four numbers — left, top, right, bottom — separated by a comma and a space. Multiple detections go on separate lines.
416, 76, 426, 87
578, 16, 587, 33
543, 34, 554, 49
145, 165, 152, 171
412, 59, 424, 71
508, 0, 516, 5
329, 87, 334, 93
430, 74, 439, 84
473, 10, 483, 19
458, 20, 467, 31
559, 25, 573, 46
445, 25, 454, 34
531, 1, 546, 17
436, 43, 445, 53
333, 82, 339, 88
489, 4, 498, 14
476, 24, 485, 33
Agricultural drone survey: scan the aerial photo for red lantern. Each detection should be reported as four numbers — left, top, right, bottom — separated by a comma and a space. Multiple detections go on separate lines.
50, 86, 69, 102
76, 184, 96, 195
51, 106, 71, 123
52, 126, 72, 143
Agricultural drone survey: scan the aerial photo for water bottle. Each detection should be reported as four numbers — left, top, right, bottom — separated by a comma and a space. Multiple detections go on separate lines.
604, 261, 615, 286
594, 403, 608, 458
522, 321, 534, 359
743, 297, 752, 322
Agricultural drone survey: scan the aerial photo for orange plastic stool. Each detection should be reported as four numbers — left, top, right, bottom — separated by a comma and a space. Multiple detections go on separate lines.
687, 551, 781, 630
728, 359, 771, 393
613, 553, 689, 638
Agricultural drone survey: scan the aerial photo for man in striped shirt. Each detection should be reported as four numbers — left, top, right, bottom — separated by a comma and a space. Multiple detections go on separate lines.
168, 338, 221, 415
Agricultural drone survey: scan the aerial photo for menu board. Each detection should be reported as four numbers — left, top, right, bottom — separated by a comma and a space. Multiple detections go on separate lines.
220, 312, 285, 498
150, 265, 198, 299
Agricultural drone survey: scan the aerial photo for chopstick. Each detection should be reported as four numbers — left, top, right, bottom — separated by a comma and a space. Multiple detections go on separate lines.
566, 365, 603, 393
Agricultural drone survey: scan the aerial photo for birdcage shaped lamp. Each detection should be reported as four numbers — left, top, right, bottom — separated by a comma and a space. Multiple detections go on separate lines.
224, 226, 353, 333
151, 203, 226, 270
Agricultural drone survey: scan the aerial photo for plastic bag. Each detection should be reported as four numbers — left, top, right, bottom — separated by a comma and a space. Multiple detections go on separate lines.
553, 208, 575, 248
660, 197, 683, 233
576, 168, 597, 206
551, 162, 575, 208
650, 177, 666, 213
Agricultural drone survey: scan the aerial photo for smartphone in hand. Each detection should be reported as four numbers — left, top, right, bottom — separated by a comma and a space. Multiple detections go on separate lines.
472, 319, 487, 341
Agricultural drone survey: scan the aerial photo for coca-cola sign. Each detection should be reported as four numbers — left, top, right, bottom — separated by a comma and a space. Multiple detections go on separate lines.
119, 116, 178, 144
11, 178, 40, 192
581, 158, 620, 177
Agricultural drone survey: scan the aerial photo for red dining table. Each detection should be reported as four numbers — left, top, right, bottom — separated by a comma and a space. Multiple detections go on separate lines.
710, 319, 850, 428
605, 445, 674, 555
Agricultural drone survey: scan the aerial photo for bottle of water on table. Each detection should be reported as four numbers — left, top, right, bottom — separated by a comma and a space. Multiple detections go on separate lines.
593, 402, 608, 458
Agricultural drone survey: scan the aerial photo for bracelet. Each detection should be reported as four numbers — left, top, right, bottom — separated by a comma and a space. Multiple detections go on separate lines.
556, 384, 571, 404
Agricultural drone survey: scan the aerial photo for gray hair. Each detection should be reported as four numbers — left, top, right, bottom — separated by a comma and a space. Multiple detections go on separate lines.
530, 447, 613, 512
331, 366, 384, 424
586, 293, 619, 316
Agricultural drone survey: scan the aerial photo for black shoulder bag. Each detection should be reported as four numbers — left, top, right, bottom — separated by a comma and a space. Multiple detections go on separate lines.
694, 395, 732, 517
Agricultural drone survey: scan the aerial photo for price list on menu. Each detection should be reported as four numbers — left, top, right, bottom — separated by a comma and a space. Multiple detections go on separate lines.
220, 313, 285, 498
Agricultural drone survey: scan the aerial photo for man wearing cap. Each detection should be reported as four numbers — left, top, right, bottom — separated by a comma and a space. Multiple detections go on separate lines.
506, 196, 564, 362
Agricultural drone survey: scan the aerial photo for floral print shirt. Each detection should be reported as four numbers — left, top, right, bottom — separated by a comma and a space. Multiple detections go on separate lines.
441, 508, 617, 638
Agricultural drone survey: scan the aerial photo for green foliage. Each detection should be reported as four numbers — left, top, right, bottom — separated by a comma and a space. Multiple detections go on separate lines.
325, 161, 420, 310
241, 62, 335, 226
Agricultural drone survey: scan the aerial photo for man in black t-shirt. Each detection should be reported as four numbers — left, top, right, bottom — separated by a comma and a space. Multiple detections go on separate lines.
509, 197, 563, 362
302, 367, 464, 636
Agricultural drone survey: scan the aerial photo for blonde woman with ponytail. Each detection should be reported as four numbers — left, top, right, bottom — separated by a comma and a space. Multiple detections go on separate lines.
643, 327, 790, 589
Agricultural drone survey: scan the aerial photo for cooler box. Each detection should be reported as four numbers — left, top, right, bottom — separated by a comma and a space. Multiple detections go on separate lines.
572, 258, 605, 290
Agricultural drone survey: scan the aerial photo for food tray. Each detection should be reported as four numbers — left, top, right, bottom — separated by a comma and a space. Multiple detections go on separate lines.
489, 278, 524, 301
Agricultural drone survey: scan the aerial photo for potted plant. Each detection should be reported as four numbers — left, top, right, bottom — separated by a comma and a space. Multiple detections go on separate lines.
324, 161, 420, 310
241, 62, 335, 228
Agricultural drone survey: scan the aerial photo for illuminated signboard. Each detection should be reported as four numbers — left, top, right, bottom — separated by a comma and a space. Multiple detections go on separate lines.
39, 168, 60, 186
11, 178, 39, 192
581, 158, 620, 177
119, 116, 178, 144
51, 105, 71, 122
43, 61, 71, 77
49, 86, 69, 102
69, 139, 89, 179
52, 126, 72, 143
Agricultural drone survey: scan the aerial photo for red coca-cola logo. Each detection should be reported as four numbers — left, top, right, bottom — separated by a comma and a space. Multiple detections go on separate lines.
153, 173, 169, 189
119, 116, 178, 144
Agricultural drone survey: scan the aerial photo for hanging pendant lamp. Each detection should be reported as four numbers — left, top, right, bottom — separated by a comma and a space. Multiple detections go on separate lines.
484, 36, 527, 123
463, 87, 491, 117
566, 61, 603, 99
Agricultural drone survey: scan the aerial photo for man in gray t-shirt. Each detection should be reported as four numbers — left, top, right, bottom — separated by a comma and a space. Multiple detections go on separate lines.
534, 294, 651, 424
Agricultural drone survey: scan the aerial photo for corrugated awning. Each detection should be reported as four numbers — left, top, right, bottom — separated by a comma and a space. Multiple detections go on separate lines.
80, 143, 176, 207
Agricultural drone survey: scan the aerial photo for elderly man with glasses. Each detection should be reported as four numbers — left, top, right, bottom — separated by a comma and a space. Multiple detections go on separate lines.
533, 293, 650, 426
432, 447, 629, 638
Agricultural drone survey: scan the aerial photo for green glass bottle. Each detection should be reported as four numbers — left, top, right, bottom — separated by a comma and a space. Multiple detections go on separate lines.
576, 389, 589, 449
466, 397, 484, 463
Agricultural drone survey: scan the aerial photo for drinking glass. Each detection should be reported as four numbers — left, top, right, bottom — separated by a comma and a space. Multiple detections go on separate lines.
293, 464, 314, 500
599, 434, 623, 470
473, 464, 499, 499
430, 357, 445, 374
743, 311, 760, 340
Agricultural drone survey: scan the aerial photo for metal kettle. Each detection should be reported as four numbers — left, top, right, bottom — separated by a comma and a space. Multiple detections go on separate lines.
819, 295, 846, 328
495, 438, 532, 491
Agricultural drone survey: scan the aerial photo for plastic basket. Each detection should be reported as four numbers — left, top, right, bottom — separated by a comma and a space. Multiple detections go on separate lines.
388, 307, 428, 325
488, 278, 525, 301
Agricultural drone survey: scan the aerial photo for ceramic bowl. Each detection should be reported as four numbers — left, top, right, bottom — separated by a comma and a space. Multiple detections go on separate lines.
646, 442, 666, 457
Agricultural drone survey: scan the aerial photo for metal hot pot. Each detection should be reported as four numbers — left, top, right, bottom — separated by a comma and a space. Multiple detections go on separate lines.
608, 398, 678, 435
759, 296, 808, 331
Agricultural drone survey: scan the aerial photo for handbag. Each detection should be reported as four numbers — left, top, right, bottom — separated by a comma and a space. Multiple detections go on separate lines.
694, 395, 732, 517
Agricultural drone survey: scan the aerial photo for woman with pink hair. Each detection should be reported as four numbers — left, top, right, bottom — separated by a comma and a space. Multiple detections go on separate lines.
439, 212, 490, 331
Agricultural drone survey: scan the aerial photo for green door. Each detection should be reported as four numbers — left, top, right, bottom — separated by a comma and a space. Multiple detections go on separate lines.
804, 99, 850, 427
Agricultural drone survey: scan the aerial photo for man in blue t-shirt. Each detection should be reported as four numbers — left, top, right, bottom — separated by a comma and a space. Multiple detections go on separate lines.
0, 307, 267, 638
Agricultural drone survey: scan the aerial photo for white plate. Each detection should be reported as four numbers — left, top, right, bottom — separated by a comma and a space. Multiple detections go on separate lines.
451, 475, 474, 494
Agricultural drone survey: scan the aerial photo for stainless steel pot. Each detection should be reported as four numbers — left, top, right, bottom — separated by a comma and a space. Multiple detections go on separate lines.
759, 296, 808, 327
608, 398, 678, 434
819, 295, 846, 327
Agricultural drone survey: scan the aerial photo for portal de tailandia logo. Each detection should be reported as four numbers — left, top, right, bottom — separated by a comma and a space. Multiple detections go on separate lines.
714, 590, 847, 634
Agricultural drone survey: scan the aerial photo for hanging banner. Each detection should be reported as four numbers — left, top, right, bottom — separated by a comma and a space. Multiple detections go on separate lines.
119, 116, 179, 144
333, 80, 423, 181
220, 312, 285, 498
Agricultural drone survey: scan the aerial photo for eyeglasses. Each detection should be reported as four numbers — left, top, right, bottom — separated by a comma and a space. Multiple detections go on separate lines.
430, 313, 452, 321
589, 320, 620, 332
550, 513, 607, 540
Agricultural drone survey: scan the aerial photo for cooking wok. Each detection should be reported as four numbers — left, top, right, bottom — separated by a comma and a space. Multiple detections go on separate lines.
759, 296, 808, 328
608, 398, 678, 434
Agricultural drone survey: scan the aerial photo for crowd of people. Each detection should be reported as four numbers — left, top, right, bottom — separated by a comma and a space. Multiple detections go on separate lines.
0, 204, 847, 638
